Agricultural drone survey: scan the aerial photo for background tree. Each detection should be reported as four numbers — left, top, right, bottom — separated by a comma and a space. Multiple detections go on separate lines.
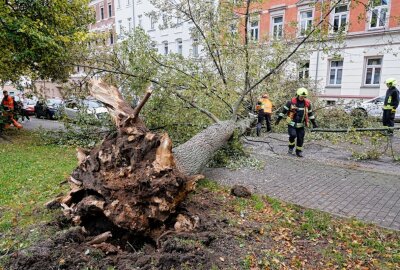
0, 0, 93, 83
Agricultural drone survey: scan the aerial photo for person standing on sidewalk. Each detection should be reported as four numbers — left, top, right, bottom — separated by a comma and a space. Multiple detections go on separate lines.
255, 93, 273, 136
275, 88, 318, 157
382, 78, 399, 135
20, 95, 31, 122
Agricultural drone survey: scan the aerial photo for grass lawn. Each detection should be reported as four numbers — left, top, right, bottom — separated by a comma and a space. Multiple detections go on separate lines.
0, 131, 399, 269
0, 130, 76, 254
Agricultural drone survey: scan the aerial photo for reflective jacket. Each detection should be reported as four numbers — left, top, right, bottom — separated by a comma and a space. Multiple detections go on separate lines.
383, 87, 399, 111
256, 98, 273, 113
1, 96, 14, 110
278, 97, 316, 128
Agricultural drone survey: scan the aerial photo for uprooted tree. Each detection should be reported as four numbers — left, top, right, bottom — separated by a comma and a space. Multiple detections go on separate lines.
58, 0, 359, 241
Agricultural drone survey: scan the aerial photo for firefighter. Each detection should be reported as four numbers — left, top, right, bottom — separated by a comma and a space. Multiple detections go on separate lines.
1, 90, 14, 111
382, 78, 399, 135
256, 93, 273, 136
1, 90, 22, 129
275, 88, 318, 157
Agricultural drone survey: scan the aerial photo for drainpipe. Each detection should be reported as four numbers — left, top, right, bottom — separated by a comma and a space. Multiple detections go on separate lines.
132, 0, 136, 31
315, 0, 324, 93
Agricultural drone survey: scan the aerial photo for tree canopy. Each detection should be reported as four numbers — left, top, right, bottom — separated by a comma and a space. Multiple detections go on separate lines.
0, 0, 93, 82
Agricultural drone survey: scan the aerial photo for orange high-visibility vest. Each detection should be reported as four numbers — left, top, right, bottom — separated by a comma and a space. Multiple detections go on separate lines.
258, 98, 273, 113
1, 96, 14, 110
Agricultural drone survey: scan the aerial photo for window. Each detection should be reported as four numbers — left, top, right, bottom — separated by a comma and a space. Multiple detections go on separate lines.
329, 60, 343, 85
332, 4, 348, 32
177, 15, 182, 25
151, 41, 158, 52
249, 19, 259, 41
117, 0, 120, 9
299, 10, 313, 36
364, 58, 382, 85
326, 100, 336, 106
100, 6, 104, 20
370, 0, 388, 29
138, 15, 142, 27
150, 16, 156, 30
163, 41, 169, 55
176, 39, 183, 55
192, 38, 199, 57
127, 0, 130, 5
110, 32, 114, 45
128, 18, 132, 32
298, 61, 310, 79
272, 16, 283, 39
162, 13, 168, 27
108, 3, 112, 17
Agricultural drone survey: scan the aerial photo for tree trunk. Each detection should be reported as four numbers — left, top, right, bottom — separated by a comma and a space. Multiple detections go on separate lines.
174, 117, 255, 175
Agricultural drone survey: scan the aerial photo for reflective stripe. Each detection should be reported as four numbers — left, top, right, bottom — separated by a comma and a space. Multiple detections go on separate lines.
383, 105, 394, 110
309, 115, 315, 119
308, 110, 313, 113
279, 113, 285, 117
283, 106, 289, 110
298, 108, 305, 111
295, 123, 304, 128
296, 146, 303, 150
289, 142, 295, 146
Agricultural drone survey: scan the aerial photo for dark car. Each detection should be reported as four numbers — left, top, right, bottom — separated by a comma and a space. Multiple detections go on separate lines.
34, 99, 63, 120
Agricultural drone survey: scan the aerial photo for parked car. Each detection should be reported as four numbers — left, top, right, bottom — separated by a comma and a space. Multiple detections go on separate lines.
62, 99, 108, 121
24, 99, 36, 115
35, 98, 63, 119
346, 96, 400, 121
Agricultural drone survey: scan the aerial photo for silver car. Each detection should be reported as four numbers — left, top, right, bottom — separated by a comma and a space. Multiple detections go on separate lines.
348, 96, 400, 121
63, 99, 108, 121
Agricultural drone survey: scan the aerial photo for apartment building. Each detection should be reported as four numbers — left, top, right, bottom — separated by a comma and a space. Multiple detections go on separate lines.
89, 0, 116, 45
245, 0, 400, 103
114, 0, 199, 57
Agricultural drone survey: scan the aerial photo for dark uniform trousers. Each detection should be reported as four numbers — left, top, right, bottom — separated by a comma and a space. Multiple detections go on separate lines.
288, 126, 305, 152
257, 110, 272, 132
382, 109, 395, 128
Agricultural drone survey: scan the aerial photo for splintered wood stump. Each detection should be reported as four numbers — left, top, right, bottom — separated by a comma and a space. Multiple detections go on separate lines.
59, 81, 199, 240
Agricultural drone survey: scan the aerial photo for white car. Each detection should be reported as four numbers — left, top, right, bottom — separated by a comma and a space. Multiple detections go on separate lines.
63, 99, 108, 121
348, 96, 400, 121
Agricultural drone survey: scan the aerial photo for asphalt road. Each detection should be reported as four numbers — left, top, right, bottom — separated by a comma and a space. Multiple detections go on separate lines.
20, 116, 64, 131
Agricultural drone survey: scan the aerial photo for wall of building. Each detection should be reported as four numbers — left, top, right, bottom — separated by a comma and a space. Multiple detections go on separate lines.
114, 0, 199, 57
242, 0, 400, 102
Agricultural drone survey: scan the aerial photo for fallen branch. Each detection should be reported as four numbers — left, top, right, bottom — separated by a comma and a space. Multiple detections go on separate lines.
311, 127, 400, 133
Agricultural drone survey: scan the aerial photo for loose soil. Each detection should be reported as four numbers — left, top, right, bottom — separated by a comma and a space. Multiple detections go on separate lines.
5, 181, 399, 270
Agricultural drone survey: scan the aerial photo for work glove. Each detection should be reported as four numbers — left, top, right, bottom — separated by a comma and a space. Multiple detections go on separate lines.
392, 108, 397, 113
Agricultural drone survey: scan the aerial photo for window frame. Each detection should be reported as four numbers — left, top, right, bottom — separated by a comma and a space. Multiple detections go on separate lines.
331, 3, 349, 33
298, 10, 313, 37
176, 39, 183, 55
298, 61, 310, 80
271, 15, 284, 39
108, 3, 112, 17
369, 0, 389, 30
100, 6, 104, 20
363, 57, 383, 86
249, 17, 259, 41
192, 38, 199, 58
328, 59, 344, 86
163, 41, 169, 55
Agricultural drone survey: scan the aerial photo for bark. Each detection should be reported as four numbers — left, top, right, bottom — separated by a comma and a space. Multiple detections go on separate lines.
174, 116, 255, 175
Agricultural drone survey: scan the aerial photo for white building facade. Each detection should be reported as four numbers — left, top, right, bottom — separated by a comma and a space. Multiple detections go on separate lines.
114, 0, 199, 58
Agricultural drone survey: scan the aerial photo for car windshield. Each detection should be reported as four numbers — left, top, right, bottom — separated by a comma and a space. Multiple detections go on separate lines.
47, 99, 63, 106
84, 100, 103, 109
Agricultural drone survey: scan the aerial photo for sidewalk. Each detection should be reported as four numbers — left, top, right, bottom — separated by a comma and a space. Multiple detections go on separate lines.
205, 132, 400, 231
